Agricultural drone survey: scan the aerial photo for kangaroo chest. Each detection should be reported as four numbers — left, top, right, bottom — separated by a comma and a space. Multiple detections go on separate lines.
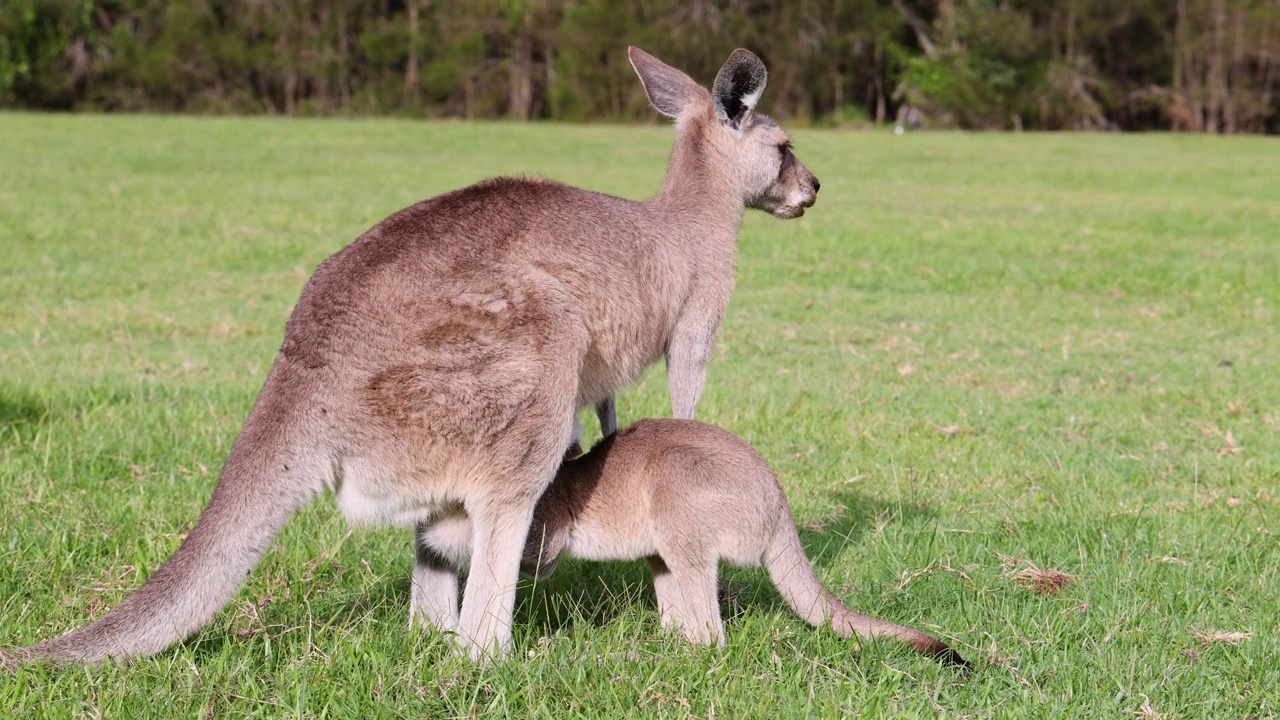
576, 269, 695, 406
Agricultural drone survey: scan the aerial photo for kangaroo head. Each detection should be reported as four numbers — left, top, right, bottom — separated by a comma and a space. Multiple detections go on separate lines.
629, 47, 820, 219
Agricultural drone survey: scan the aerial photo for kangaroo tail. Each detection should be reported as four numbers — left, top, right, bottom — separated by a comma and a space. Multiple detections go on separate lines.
0, 379, 324, 667
764, 519, 971, 671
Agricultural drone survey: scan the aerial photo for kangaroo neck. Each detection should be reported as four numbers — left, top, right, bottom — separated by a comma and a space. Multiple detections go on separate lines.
649, 124, 745, 238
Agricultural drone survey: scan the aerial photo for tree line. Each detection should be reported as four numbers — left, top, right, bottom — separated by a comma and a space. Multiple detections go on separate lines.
2, 0, 1275, 132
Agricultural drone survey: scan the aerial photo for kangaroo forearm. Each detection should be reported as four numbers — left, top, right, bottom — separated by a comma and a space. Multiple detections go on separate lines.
595, 397, 618, 437
666, 334, 714, 419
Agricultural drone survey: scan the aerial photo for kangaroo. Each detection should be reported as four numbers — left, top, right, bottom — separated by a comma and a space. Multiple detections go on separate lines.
419, 419, 970, 669
0, 47, 819, 668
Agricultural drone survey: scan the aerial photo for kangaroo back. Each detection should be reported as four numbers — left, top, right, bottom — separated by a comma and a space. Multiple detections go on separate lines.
763, 508, 970, 670
0, 370, 325, 666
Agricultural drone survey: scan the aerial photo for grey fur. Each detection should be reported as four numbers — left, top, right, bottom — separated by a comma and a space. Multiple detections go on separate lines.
0, 46, 819, 668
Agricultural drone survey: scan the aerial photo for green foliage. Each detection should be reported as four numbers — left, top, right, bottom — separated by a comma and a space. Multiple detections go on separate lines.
0, 0, 95, 108
898, 5, 1051, 128
0, 0, 1275, 130
1, 113, 1278, 716
551, 2, 641, 121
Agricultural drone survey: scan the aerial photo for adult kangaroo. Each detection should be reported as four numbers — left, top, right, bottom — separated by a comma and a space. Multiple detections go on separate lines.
0, 46, 819, 667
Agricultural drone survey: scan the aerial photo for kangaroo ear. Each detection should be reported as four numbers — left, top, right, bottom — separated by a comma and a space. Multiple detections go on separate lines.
628, 47, 702, 119
712, 48, 767, 130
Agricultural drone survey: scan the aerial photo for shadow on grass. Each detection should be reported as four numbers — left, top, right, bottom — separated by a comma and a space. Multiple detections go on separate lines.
0, 385, 54, 442
718, 487, 937, 624
181, 479, 940, 656
510, 487, 939, 637
0, 382, 146, 443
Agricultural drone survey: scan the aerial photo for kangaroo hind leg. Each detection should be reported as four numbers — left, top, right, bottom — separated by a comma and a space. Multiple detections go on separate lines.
456, 488, 544, 659
453, 363, 581, 659
647, 556, 680, 630
657, 553, 724, 646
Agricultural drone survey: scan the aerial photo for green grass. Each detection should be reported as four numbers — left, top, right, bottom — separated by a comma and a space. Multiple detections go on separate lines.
1, 113, 1277, 718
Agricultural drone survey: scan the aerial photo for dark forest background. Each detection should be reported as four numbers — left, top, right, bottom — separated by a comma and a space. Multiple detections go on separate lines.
2, 0, 1276, 132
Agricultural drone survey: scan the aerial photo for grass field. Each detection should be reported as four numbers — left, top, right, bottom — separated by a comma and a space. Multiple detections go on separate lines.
0, 113, 1277, 718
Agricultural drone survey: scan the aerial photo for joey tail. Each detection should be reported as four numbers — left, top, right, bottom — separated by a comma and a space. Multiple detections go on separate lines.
763, 519, 971, 671
0, 374, 324, 667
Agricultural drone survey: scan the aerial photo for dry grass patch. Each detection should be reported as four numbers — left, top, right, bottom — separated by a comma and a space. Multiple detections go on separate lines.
998, 554, 1074, 596
1012, 566, 1073, 596
1136, 693, 1162, 720
1191, 629, 1253, 646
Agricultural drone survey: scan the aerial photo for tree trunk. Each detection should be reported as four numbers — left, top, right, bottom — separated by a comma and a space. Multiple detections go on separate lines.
337, 5, 351, 108
405, 0, 421, 106
544, 42, 556, 117
315, 2, 331, 111
892, 0, 937, 59
873, 42, 886, 124
1259, 11, 1275, 133
1064, 0, 1076, 59
1205, 0, 1227, 133
832, 67, 843, 120
509, 10, 535, 120
939, 0, 956, 47
1226, 8, 1244, 133
1174, 0, 1204, 131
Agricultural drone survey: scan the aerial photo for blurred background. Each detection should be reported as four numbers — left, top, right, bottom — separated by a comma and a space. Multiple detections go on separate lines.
1, 0, 1276, 132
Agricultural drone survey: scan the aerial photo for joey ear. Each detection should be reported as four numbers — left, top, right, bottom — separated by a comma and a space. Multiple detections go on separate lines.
628, 46, 702, 119
711, 48, 767, 130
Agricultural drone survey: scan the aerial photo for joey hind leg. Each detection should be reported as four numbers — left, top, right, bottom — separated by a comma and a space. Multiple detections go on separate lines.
647, 556, 677, 629
654, 555, 725, 646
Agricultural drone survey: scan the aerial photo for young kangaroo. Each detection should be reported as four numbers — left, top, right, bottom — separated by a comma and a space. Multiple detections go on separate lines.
0, 47, 819, 668
419, 419, 969, 669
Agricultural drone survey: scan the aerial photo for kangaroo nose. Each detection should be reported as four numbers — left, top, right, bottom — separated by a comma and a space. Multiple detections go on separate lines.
811, 176, 821, 193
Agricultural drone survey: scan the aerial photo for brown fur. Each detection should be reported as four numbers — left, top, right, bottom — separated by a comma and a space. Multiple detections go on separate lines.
419, 420, 970, 669
0, 47, 818, 667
